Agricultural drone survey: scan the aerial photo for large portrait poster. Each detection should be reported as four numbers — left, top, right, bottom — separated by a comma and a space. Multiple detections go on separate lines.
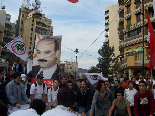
31, 34, 62, 88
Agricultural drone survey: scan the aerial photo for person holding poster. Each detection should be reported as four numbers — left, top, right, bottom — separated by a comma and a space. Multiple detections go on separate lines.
32, 35, 61, 80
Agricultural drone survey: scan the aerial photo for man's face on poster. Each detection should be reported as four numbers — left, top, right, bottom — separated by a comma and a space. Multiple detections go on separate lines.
36, 39, 59, 70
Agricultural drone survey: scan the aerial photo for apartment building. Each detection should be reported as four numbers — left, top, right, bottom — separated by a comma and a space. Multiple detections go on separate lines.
0, 10, 16, 63
17, 7, 53, 59
118, 0, 153, 78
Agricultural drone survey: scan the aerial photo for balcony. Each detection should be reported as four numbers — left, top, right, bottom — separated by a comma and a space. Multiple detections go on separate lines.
124, 12, 131, 20
119, 35, 147, 49
105, 25, 109, 31
119, 17, 124, 22
133, 6, 141, 15
105, 32, 108, 37
123, 17, 155, 33
144, 1, 153, 10
105, 11, 109, 18
125, 0, 131, 6
135, 60, 150, 66
119, 59, 127, 69
36, 24, 49, 31
105, 19, 109, 24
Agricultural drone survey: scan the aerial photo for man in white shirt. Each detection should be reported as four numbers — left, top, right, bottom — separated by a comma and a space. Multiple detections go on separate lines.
10, 99, 46, 116
124, 81, 137, 116
48, 79, 60, 109
30, 75, 47, 102
42, 88, 80, 116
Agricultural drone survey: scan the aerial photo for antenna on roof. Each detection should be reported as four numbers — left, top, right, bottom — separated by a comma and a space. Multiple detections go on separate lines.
32, 0, 41, 10
1, 0, 5, 9
22, 0, 31, 9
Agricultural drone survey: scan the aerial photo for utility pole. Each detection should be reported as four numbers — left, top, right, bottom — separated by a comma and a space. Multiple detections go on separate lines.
75, 48, 78, 80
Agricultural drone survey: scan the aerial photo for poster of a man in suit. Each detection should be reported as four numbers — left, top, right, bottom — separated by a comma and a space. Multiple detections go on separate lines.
32, 34, 61, 87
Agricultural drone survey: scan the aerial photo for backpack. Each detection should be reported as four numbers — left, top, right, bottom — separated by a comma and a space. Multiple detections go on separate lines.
34, 82, 45, 91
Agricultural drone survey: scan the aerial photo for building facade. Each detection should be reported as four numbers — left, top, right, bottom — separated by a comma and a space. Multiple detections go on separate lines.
0, 10, 16, 64
17, 7, 53, 59
118, 0, 153, 78
105, 4, 120, 57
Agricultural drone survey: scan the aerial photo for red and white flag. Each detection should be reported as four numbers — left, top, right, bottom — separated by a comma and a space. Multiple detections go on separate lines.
146, 30, 150, 49
84, 73, 108, 85
67, 0, 78, 3
153, 0, 155, 19
5, 36, 29, 61
146, 12, 155, 69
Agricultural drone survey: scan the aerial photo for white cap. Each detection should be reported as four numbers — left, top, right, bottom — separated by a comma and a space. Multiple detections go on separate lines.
21, 74, 26, 81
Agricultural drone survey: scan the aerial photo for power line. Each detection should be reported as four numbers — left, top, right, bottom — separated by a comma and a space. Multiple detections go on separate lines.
79, 0, 130, 58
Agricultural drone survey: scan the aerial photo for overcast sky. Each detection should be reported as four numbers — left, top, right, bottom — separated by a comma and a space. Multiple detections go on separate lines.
2, 0, 118, 69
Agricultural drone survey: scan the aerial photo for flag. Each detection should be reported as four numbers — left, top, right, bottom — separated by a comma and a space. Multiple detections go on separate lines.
67, 0, 78, 3
146, 30, 150, 49
84, 73, 108, 85
146, 12, 155, 69
5, 36, 29, 61
153, 0, 155, 19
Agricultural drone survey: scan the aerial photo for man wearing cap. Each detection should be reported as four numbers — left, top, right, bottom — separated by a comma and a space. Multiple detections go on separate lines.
30, 75, 47, 102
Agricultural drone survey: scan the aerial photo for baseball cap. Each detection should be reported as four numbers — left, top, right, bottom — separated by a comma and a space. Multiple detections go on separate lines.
37, 74, 44, 79
21, 74, 26, 81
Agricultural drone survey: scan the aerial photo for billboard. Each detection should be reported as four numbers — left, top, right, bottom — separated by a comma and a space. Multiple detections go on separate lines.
32, 34, 62, 88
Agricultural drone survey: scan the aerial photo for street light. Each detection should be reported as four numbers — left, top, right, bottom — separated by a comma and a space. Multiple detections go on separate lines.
75, 48, 78, 80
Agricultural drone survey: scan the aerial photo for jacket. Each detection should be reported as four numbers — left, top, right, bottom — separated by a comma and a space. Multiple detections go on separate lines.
0, 81, 10, 105
32, 64, 60, 79
77, 88, 93, 113
134, 90, 155, 116
6, 80, 29, 106
90, 88, 114, 116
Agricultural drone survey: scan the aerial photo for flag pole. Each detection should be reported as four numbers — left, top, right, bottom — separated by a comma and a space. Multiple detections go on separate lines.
142, 0, 145, 75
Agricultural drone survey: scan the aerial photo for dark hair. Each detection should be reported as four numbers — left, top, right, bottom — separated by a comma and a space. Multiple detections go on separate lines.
57, 88, 76, 107
54, 79, 60, 83
124, 77, 129, 81
0, 69, 3, 74
117, 90, 124, 96
38, 35, 59, 52
68, 75, 74, 80
30, 99, 46, 115
0, 100, 8, 116
115, 80, 120, 83
26, 72, 32, 78
131, 77, 137, 80
81, 79, 88, 86
139, 80, 146, 86
67, 80, 73, 84
128, 81, 134, 85
96, 80, 105, 91
60, 75, 67, 80
12, 72, 21, 79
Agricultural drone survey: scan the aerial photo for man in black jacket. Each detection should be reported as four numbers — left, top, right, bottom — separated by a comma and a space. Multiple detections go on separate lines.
0, 69, 13, 110
77, 80, 93, 116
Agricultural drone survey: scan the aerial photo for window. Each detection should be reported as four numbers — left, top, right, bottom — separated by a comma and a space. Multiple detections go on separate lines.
137, 14, 141, 22
127, 18, 131, 25
127, 6, 130, 14
22, 14, 24, 17
31, 28, 33, 31
21, 21, 23, 24
136, 3, 140, 9
20, 28, 22, 31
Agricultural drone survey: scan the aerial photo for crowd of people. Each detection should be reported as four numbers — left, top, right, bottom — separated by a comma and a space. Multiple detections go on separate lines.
0, 69, 155, 116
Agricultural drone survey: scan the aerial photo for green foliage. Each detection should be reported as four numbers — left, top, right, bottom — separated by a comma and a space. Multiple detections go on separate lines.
96, 42, 119, 79
88, 66, 99, 73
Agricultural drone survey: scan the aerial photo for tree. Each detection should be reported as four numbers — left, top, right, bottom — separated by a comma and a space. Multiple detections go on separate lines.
88, 66, 98, 73
96, 42, 119, 79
